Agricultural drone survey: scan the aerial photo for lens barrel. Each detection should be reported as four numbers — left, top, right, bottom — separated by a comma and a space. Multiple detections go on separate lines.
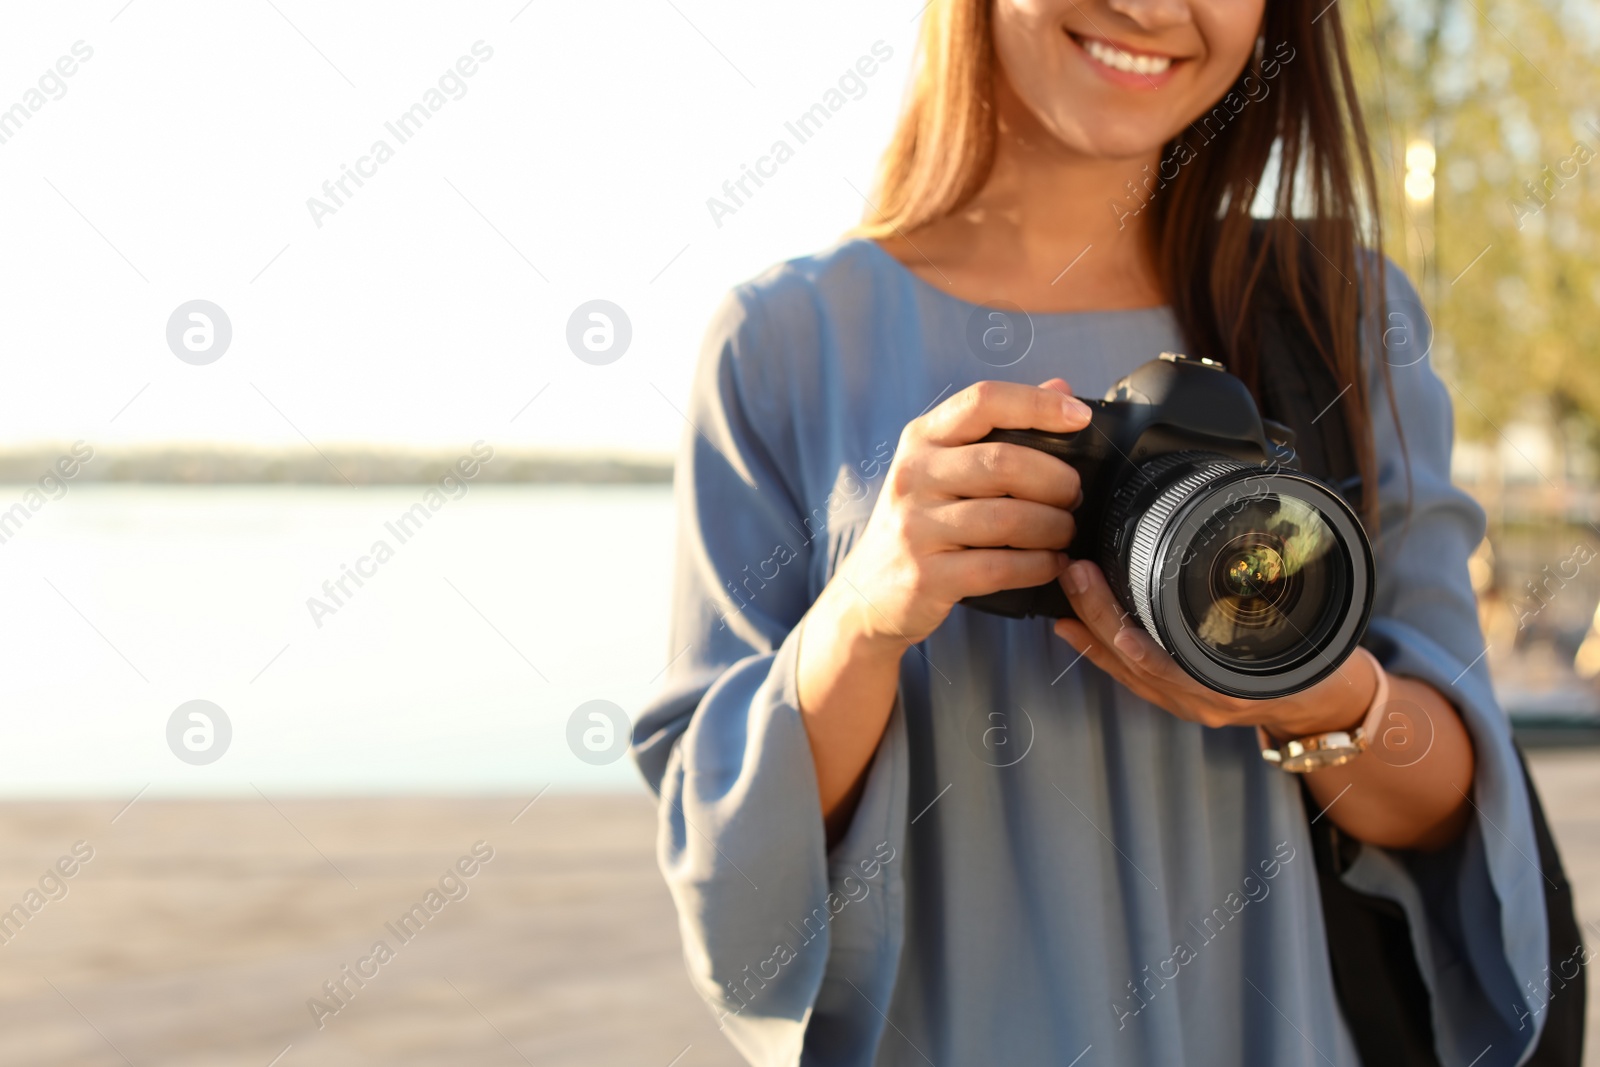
1102, 452, 1373, 699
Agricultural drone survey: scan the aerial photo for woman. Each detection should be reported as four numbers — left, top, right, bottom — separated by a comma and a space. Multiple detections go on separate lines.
635, 2, 1549, 1064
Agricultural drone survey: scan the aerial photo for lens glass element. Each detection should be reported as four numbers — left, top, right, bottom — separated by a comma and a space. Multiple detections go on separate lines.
1178, 493, 1344, 665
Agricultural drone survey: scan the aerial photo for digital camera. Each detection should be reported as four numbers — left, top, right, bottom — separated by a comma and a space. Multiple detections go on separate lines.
964, 353, 1374, 699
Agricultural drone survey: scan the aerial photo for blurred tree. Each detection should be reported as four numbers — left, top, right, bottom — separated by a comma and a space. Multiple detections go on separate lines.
1346, 0, 1600, 454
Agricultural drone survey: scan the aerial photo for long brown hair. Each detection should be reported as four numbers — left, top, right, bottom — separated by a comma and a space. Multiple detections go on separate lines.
858, 1, 1393, 525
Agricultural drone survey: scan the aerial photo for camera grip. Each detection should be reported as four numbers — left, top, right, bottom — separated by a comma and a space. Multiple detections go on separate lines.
961, 578, 1075, 619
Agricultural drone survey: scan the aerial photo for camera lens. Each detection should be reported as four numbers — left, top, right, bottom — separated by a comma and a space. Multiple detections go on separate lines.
1106, 454, 1373, 698
1181, 496, 1341, 665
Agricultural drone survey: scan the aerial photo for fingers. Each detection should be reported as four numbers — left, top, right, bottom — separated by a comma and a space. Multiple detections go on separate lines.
933, 548, 1069, 600
920, 442, 1082, 508
925, 497, 1076, 550
1058, 562, 1237, 718
1061, 560, 1177, 688
1112, 626, 1205, 694
1059, 560, 1136, 650
917, 380, 1092, 447
1054, 619, 1179, 711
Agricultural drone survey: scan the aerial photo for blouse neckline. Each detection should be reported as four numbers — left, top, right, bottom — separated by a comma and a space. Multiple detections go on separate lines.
852, 236, 1175, 322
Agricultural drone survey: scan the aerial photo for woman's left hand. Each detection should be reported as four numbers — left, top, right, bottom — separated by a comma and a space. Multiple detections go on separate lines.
1053, 559, 1377, 740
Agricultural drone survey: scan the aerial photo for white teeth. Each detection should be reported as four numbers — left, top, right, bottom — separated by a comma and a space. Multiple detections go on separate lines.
1082, 38, 1172, 76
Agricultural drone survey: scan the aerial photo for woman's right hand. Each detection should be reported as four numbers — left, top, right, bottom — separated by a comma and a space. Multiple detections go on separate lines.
798, 378, 1091, 833
829, 378, 1092, 653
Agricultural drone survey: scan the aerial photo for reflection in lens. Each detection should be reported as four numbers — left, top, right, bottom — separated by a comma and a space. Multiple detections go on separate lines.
1222, 543, 1284, 598
1180, 494, 1344, 666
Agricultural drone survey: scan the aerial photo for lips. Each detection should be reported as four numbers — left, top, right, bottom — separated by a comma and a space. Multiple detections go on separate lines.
1067, 31, 1187, 87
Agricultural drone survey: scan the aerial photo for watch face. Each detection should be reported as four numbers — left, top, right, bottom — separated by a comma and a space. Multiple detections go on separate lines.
1281, 746, 1363, 774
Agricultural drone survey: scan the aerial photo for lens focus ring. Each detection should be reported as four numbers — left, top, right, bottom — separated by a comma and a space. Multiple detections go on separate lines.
1124, 459, 1252, 649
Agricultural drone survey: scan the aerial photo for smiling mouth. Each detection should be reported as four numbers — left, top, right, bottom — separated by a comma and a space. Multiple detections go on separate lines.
1069, 33, 1182, 77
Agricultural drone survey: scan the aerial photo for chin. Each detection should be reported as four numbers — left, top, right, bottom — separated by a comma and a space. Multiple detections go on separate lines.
1038, 112, 1180, 163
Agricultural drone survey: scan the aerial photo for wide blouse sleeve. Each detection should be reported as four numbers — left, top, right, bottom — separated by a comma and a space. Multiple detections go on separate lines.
1345, 263, 1552, 1067
631, 285, 910, 1067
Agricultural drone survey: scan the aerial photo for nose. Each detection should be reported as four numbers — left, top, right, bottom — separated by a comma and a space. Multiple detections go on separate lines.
1104, 0, 1193, 31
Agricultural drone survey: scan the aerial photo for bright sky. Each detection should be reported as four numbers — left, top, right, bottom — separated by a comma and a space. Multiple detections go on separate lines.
0, 0, 922, 456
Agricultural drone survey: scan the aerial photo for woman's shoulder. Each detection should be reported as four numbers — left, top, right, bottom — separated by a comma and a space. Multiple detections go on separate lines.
1361, 249, 1426, 322
1356, 252, 1458, 474
707, 236, 891, 349
693, 237, 890, 431
1357, 253, 1437, 389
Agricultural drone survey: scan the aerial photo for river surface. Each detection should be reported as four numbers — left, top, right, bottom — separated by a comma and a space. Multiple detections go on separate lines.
0, 484, 673, 795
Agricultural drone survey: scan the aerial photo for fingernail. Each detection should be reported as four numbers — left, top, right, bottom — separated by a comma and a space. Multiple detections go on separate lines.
1115, 629, 1145, 661
1062, 396, 1091, 422
1066, 562, 1089, 594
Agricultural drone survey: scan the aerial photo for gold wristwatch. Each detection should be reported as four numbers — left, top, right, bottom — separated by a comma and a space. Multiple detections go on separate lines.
1257, 648, 1388, 773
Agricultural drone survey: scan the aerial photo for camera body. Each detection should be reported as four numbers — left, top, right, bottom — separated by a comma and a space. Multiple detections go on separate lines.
963, 353, 1374, 699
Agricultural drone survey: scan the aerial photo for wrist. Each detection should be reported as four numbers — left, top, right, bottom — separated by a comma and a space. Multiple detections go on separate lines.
1267, 649, 1381, 741
1256, 650, 1390, 774
812, 577, 912, 667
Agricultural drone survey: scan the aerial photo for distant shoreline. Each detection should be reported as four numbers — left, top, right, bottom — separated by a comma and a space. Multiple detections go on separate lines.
0, 445, 674, 485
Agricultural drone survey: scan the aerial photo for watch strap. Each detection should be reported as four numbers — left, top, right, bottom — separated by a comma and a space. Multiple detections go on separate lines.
1258, 648, 1388, 771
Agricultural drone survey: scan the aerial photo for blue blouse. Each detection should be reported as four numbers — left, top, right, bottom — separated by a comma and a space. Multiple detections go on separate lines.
633, 237, 1550, 1066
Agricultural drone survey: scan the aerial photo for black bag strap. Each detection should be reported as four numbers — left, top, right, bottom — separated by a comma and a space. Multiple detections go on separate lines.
1514, 746, 1587, 1066
1249, 229, 1586, 1067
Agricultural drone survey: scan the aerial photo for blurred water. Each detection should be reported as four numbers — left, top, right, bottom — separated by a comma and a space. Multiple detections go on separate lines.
0, 484, 673, 796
